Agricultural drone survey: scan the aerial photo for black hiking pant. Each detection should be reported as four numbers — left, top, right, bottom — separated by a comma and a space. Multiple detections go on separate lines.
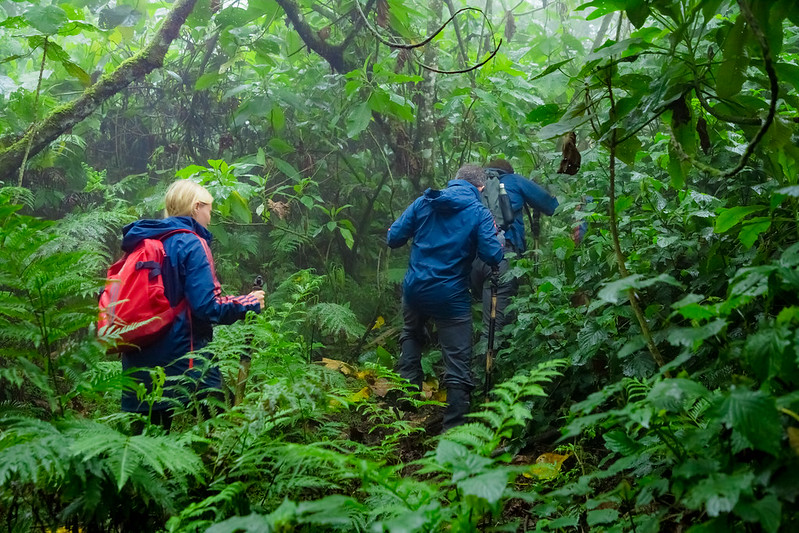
397, 302, 475, 392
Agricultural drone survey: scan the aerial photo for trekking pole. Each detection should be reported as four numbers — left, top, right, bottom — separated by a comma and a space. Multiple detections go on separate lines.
235, 275, 263, 406
525, 206, 541, 275
484, 266, 500, 397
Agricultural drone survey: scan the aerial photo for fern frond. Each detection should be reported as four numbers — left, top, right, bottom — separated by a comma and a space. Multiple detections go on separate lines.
268, 222, 312, 256
168, 480, 248, 529
65, 419, 205, 491
44, 207, 135, 261
0, 187, 34, 207
308, 302, 364, 340
0, 416, 69, 486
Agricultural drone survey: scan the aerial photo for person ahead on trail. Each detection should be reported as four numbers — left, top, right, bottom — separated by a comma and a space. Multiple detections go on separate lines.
471, 158, 559, 374
388, 164, 503, 431
120, 180, 264, 431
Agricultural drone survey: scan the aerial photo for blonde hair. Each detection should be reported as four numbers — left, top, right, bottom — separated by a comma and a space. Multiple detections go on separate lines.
164, 180, 213, 218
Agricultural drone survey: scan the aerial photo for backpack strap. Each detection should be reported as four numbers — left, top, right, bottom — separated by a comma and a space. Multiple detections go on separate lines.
156, 228, 202, 362
158, 228, 200, 242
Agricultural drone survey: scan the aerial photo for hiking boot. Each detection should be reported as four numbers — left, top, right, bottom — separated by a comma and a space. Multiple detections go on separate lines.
442, 386, 471, 432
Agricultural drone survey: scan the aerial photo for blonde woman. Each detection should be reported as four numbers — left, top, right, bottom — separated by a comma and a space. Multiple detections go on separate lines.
120, 180, 264, 430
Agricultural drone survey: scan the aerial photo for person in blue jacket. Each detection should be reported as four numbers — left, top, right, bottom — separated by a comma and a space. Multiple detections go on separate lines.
471, 158, 559, 369
387, 164, 503, 431
120, 180, 264, 431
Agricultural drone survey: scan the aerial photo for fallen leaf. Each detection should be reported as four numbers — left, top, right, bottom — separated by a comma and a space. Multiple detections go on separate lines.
422, 378, 439, 399
369, 377, 392, 397
319, 357, 357, 376
523, 452, 571, 480
347, 387, 371, 403
355, 368, 377, 382
789, 427, 799, 456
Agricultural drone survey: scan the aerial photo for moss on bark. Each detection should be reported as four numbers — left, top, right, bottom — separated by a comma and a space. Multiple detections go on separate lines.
0, 0, 198, 181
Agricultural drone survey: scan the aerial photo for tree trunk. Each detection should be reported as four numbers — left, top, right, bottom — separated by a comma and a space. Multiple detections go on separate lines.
0, 0, 199, 181
414, 0, 443, 179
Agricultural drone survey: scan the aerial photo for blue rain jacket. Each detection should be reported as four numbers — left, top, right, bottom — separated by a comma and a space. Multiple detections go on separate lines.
388, 179, 503, 318
120, 216, 261, 412
487, 169, 559, 252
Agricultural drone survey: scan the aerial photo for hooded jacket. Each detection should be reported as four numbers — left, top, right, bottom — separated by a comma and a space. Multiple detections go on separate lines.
486, 169, 558, 252
119, 216, 261, 412
387, 179, 503, 317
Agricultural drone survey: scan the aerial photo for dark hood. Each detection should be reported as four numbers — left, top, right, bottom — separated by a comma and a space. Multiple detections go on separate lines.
423, 179, 482, 214
121, 216, 211, 252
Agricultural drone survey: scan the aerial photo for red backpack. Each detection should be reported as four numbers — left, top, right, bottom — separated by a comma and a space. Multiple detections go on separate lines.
98, 229, 197, 353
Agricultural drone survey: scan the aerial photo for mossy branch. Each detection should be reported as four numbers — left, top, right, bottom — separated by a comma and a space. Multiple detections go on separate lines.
0, 0, 199, 180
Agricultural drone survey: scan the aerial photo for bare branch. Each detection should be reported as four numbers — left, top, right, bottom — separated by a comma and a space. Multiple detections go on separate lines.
354, 0, 502, 74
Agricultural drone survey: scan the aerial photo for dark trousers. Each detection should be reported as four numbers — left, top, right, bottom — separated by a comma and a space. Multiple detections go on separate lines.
397, 301, 475, 392
471, 256, 518, 352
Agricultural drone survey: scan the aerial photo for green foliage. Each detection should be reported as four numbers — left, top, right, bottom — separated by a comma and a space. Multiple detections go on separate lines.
1, 0, 799, 531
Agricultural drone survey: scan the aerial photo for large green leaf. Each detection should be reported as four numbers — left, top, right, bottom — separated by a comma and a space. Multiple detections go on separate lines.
718, 388, 782, 456
25, 5, 67, 34
603, 430, 640, 455
457, 469, 509, 504
716, 15, 749, 99
435, 440, 492, 481
98, 5, 141, 29
776, 62, 799, 92
735, 495, 781, 533
539, 115, 590, 140
526, 104, 561, 124
738, 217, 771, 248
195, 72, 221, 90
684, 471, 755, 517
714, 205, 766, 233
531, 59, 573, 81
41, 40, 90, 86
587, 508, 620, 526
666, 319, 726, 348
346, 101, 371, 139
598, 273, 681, 305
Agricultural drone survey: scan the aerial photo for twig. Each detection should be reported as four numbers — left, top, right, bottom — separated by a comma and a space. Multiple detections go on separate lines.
694, 85, 760, 125
17, 38, 49, 189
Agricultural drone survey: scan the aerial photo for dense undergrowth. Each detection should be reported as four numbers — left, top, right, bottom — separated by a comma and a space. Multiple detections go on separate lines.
3, 0, 799, 531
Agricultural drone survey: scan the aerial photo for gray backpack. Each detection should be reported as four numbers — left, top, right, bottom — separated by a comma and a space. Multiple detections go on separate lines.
482, 169, 514, 230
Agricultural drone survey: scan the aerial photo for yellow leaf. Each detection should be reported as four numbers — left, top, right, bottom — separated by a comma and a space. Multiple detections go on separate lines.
422, 378, 439, 399
355, 368, 377, 381
523, 452, 571, 480
348, 387, 371, 403
789, 427, 799, 456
